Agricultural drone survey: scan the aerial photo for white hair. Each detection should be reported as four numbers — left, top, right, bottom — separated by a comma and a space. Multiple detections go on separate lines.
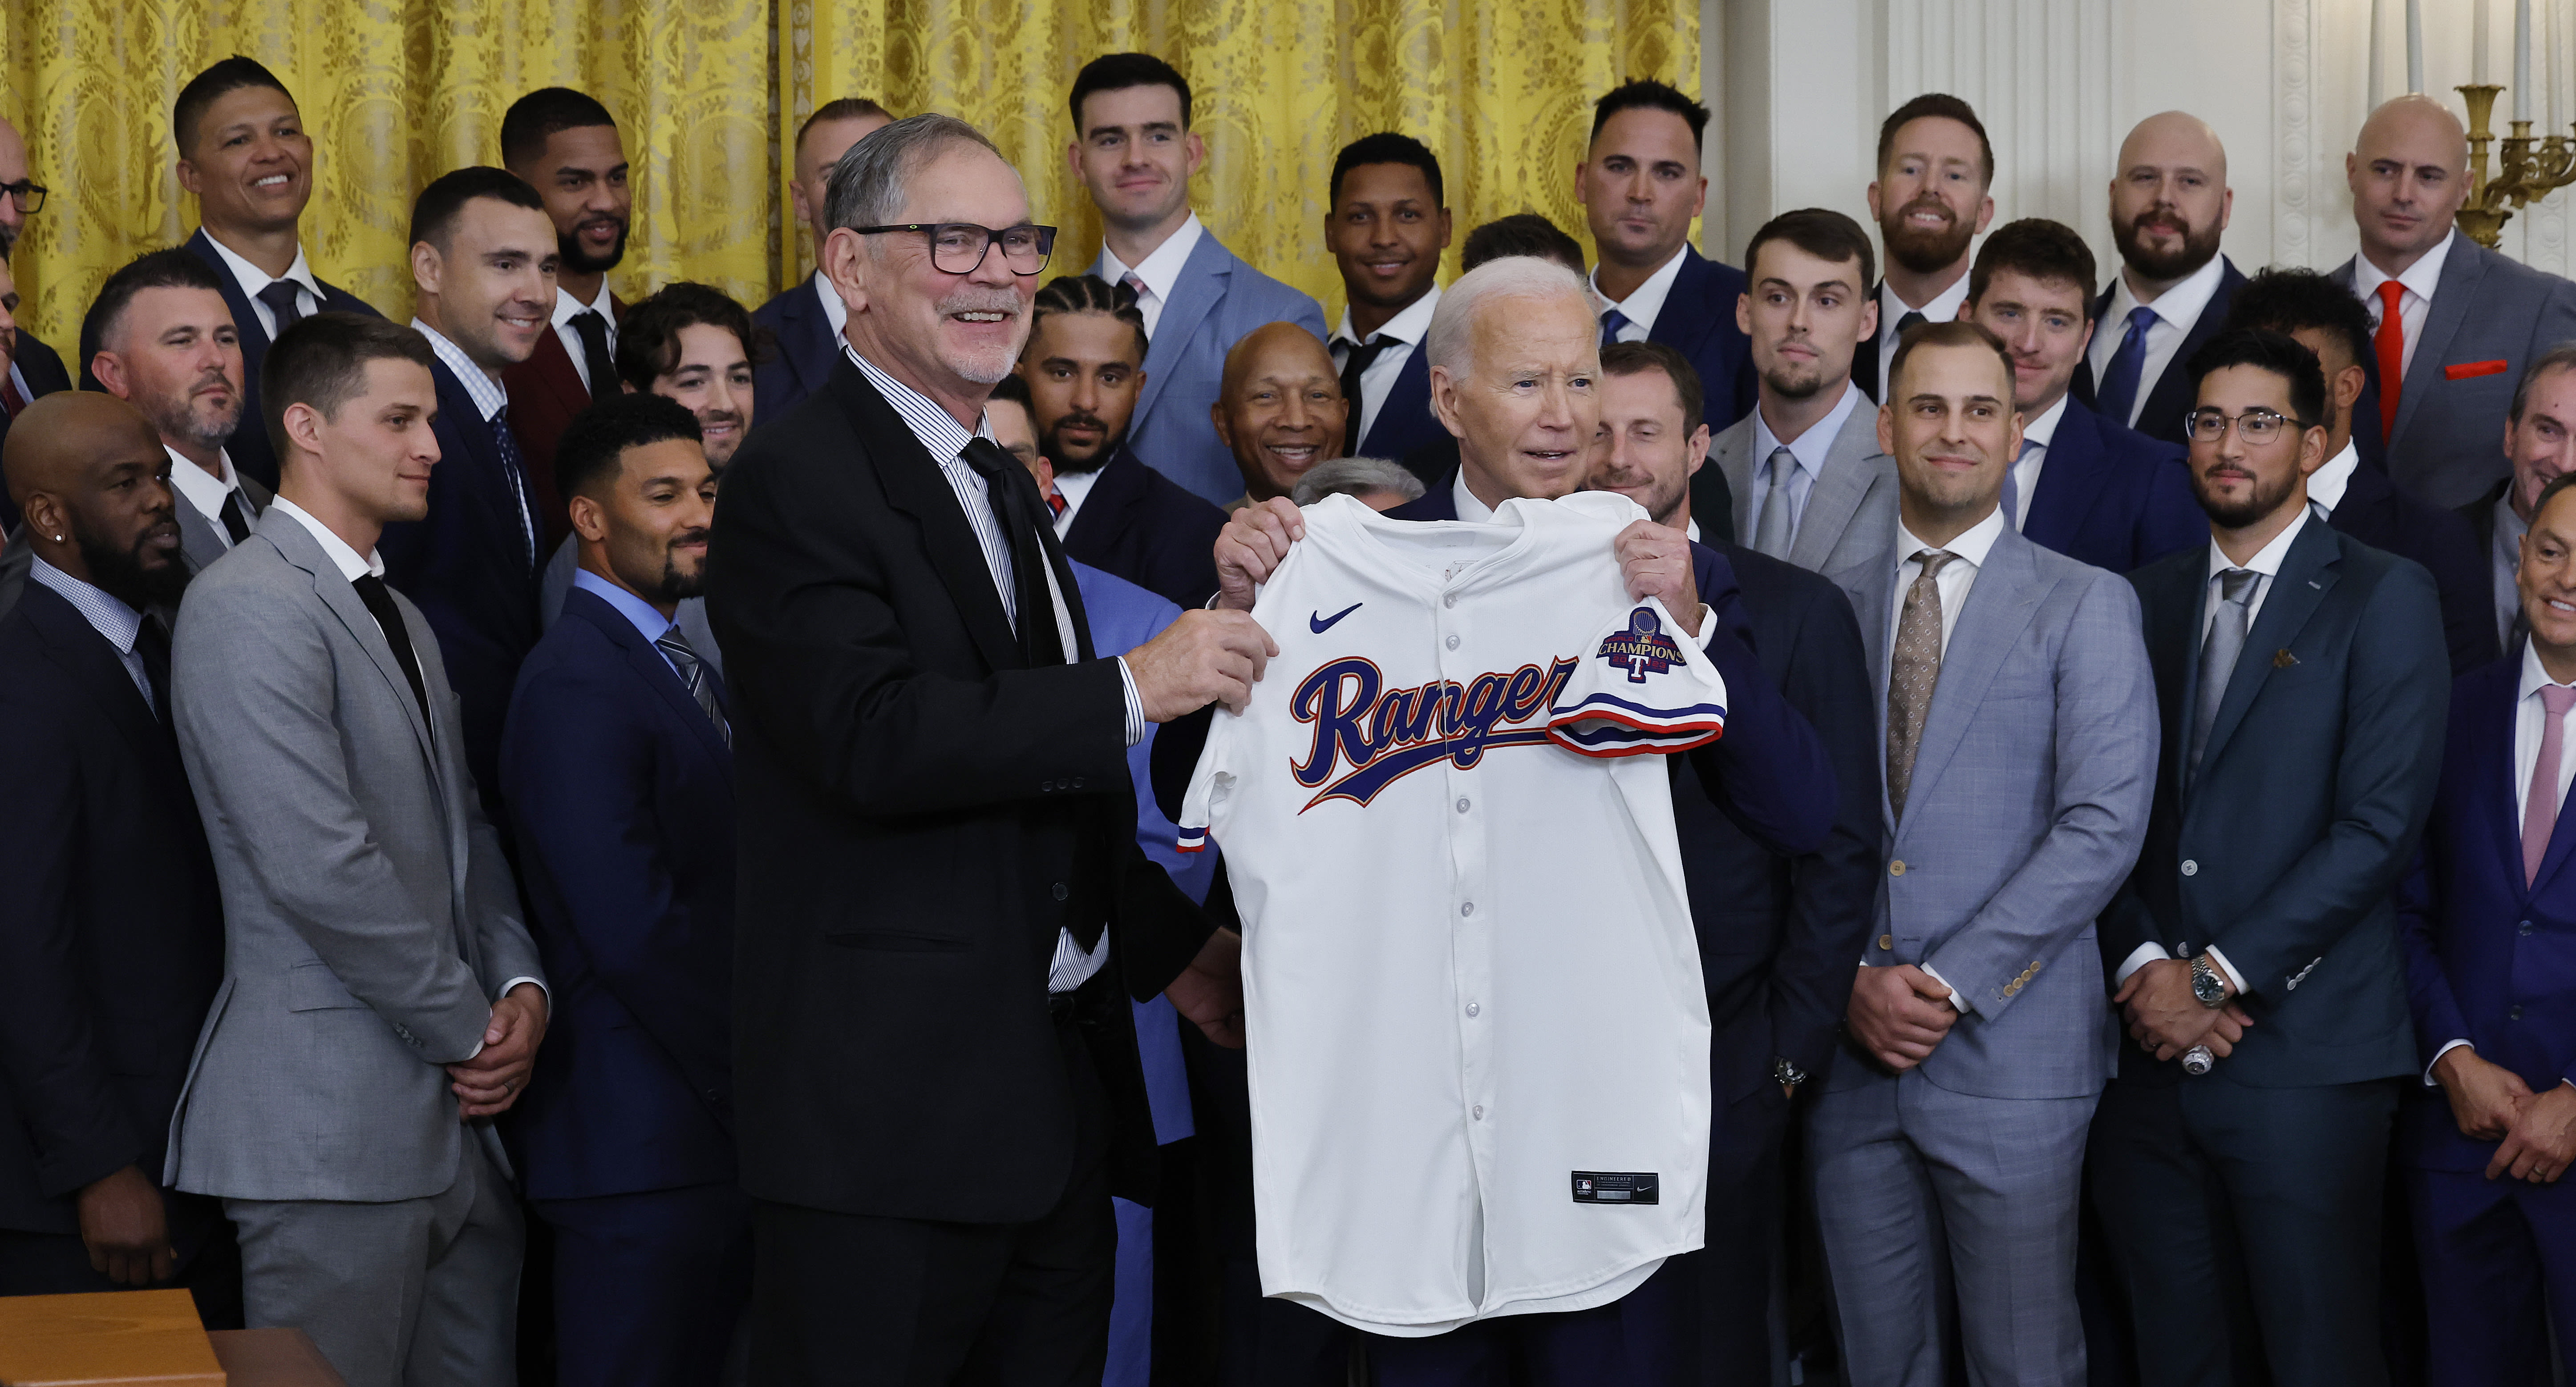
1292, 456, 1428, 507
1423, 255, 1594, 377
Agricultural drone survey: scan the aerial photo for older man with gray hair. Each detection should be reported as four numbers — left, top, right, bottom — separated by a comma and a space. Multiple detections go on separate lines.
706, 112, 1261, 1380
1290, 454, 1424, 509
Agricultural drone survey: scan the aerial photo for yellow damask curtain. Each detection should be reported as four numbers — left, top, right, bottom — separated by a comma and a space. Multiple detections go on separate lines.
0, 0, 1693, 351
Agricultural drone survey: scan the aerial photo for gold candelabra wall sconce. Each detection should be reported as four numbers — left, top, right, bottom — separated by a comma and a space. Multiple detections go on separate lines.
2458, 83, 2576, 247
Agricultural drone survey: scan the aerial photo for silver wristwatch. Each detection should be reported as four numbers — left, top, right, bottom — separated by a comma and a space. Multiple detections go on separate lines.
2190, 954, 2228, 1008
1772, 1056, 1807, 1089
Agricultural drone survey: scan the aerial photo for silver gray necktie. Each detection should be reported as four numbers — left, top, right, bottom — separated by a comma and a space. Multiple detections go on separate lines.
1751, 446, 1795, 558
2188, 568, 2259, 782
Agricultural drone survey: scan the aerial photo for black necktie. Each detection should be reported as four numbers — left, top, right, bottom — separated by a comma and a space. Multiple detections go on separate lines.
1895, 309, 1928, 339
569, 309, 617, 400
218, 489, 253, 546
135, 612, 172, 723
351, 573, 431, 726
959, 438, 1065, 669
1337, 337, 1393, 455
257, 280, 306, 336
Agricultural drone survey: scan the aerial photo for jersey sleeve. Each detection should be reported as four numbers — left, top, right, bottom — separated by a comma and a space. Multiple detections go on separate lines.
1175, 689, 1238, 852
1546, 596, 1729, 757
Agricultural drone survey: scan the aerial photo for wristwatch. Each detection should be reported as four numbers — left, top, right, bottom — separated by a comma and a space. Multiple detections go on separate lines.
2190, 954, 2228, 1008
1772, 1056, 1807, 1089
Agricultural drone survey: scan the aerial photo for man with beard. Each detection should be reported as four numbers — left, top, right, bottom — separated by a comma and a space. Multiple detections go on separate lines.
1211, 322, 1348, 511
1017, 272, 1227, 609
501, 87, 633, 550
1852, 93, 1995, 405
2093, 328, 2447, 1387
1325, 133, 1451, 467
501, 392, 744, 1387
1707, 209, 1899, 577
756, 97, 893, 416
2074, 111, 2247, 448
2334, 94, 2576, 510
0, 394, 234, 1322
174, 57, 384, 493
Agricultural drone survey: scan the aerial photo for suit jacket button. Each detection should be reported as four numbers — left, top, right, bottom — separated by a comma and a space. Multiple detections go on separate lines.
2511, 1006, 2525, 1021
1072, 777, 1085, 789
2522, 921, 2536, 936
1053, 882, 1069, 901
1879, 934, 1894, 951
1889, 860, 1906, 877
2181, 860, 2199, 876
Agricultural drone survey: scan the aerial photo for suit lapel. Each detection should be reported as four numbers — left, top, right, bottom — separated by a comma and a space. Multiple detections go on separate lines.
259, 511, 438, 761
781, 286, 833, 397
571, 591, 734, 771
2136, 257, 2242, 429
2197, 519, 2339, 780
1131, 233, 1232, 426
2145, 556, 2207, 806
829, 361, 1023, 671
521, 329, 591, 414
1712, 419, 1758, 545
2071, 282, 2116, 407
189, 229, 274, 383
1360, 347, 1434, 456
1646, 248, 1718, 358
1063, 447, 1146, 550
1897, 529, 2046, 823
1787, 402, 1883, 571
2021, 400, 2108, 548
174, 501, 229, 575
20, 584, 168, 770
2394, 239, 2487, 447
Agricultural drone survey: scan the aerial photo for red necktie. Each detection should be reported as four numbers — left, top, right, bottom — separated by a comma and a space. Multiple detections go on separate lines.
0, 373, 24, 418
2374, 280, 2407, 440
1045, 486, 1067, 519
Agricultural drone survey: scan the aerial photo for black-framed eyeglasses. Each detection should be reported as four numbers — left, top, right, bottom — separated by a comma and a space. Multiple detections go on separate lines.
848, 223, 1057, 276
0, 181, 45, 213
2183, 406, 2309, 444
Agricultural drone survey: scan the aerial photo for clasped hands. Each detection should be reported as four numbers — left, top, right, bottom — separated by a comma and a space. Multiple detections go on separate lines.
1845, 964, 1958, 1074
2113, 957, 2253, 1065
447, 981, 548, 1120
2432, 1046, 2576, 1184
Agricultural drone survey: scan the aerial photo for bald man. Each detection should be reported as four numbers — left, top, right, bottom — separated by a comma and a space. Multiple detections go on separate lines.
752, 97, 892, 417
0, 395, 235, 1320
2335, 94, 2576, 509
2071, 111, 2248, 447
1211, 320, 1348, 509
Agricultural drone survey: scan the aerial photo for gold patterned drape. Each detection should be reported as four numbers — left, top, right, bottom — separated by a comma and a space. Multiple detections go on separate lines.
0, 1, 1693, 351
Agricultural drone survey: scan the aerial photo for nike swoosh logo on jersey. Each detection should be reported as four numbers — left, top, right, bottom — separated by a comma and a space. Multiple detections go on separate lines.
1309, 602, 1364, 633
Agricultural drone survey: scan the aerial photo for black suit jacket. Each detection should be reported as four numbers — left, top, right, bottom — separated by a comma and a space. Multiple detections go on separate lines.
751, 276, 840, 424
2328, 458, 2498, 675
0, 584, 224, 1234
707, 357, 1214, 1223
182, 229, 383, 493
2072, 257, 2248, 447
1354, 341, 1449, 466
0, 329, 73, 533
1061, 447, 1228, 610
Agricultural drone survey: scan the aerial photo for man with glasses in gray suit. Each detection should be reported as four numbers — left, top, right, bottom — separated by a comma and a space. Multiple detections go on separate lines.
165, 312, 547, 1387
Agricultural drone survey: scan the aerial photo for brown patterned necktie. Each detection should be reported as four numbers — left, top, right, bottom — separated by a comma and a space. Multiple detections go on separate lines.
1886, 549, 1956, 819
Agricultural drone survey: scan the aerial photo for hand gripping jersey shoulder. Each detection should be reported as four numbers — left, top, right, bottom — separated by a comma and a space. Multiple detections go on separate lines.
1177, 491, 1719, 1335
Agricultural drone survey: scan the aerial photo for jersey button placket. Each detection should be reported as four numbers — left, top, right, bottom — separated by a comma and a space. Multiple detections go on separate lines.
1440, 595, 1499, 1195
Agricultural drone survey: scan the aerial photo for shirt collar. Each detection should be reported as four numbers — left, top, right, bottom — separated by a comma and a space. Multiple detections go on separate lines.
571, 566, 677, 645
2308, 439, 2360, 515
2355, 228, 2455, 304
1452, 466, 1496, 523
2522, 638, 2576, 702
1896, 503, 2007, 572
1590, 242, 1691, 335
2106, 251, 2229, 332
1333, 283, 1442, 349
551, 280, 616, 330
164, 444, 242, 527
270, 494, 385, 580
813, 268, 849, 337
1749, 380, 1864, 480
2207, 503, 2311, 583
2021, 393, 2071, 450
25, 556, 145, 653
1878, 273, 1974, 345
411, 319, 509, 421
842, 341, 985, 460
200, 231, 322, 305
1097, 211, 1204, 304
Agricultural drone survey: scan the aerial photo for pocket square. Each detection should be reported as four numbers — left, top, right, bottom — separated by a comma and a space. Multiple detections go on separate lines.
2274, 649, 2299, 668
2446, 358, 2510, 380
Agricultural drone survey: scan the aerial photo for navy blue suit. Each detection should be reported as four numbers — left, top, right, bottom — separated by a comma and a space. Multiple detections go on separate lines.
2329, 459, 2499, 677
1354, 344, 1448, 467
750, 276, 840, 425
2395, 655, 2576, 1387
0, 584, 234, 1317
380, 356, 542, 827
501, 583, 745, 1387
2021, 397, 2206, 575
1061, 447, 1229, 611
0, 328, 72, 532
2072, 258, 2249, 447
182, 229, 383, 492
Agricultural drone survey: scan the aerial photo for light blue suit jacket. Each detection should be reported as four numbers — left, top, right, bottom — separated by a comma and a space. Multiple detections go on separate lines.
1116, 229, 1327, 507
1827, 521, 2158, 1100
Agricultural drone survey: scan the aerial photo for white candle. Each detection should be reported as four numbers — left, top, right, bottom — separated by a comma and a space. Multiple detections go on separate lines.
2409, 0, 2426, 93
2479, 0, 2493, 82
2517, 0, 2535, 118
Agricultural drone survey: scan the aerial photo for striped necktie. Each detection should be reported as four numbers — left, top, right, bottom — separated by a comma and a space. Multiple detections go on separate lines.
656, 625, 729, 746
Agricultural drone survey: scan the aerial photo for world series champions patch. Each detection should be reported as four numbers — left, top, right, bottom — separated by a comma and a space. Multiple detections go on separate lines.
1596, 607, 1682, 683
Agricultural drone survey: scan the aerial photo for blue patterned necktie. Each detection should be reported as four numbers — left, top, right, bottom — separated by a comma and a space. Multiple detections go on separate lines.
656, 625, 729, 746
490, 405, 536, 570
2093, 305, 2161, 427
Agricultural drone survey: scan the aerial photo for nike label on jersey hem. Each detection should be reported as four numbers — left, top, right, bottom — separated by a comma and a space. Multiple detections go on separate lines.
1570, 1171, 1659, 1204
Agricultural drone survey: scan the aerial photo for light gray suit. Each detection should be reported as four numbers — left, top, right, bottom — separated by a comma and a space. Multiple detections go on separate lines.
1810, 519, 2158, 1387
167, 506, 543, 1387
2331, 236, 2576, 510
1711, 390, 1900, 576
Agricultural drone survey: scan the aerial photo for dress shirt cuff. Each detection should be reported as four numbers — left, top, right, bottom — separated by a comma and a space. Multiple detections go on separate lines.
1918, 961, 1962, 1011
2426, 1038, 2475, 1087
1688, 604, 1718, 649
1115, 657, 1144, 747
2114, 943, 2168, 988
460, 977, 549, 1061
2202, 946, 2249, 997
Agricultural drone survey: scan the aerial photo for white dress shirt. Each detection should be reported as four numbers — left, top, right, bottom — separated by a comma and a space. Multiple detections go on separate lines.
1094, 211, 1205, 340
200, 233, 323, 339
1330, 284, 1442, 447
1050, 466, 1105, 537
2085, 254, 2232, 429
813, 268, 848, 339
2354, 229, 2458, 381
1741, 381, 1865, 547
549, 280, 620, 394
2008, 395, 2071, 533
165, 445, 250, 550
1872, 273, 1974, 401
1591, 243, 1691, 341
26, 556, 155, 711
2307, 440, 2359, 518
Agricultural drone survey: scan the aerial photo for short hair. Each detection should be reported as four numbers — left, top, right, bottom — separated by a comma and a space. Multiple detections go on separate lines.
81, 247, 229, 370
797, 97, 892, 153
1742, 208, 1877, 300
500, 87, 617, 170
174, 56, 292, 156
1331, 132, 1444, 208
1070, 53, 1192, 132
2183, 327, 2328, 428
1425, 255, 1592, 376
262, 313, 434, 465
1590, 79, 1709, 153
615, 282, 764, 392
2512, 342, 2576, 424
1886, 318, 2016, 400
2223, 267, 2376, 376
824, 113, 1006, 237
555, 391, 704, 504
1877, 92, 1994, 185
2536, 469, 2576, 523
409, 166, 547, 253
987, 370, 1033, 413
1293, 457, 1427, 507
1029, 273, 1148, 363
1462, 213, 1586, 275
1966, 219, 2099, 321
1601, 340, 1706, 438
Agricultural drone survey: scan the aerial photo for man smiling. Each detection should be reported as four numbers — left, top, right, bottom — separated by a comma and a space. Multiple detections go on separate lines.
1325, 133, 1452, 465
1853, 94, 1996, 403
2074, 112, 2247, 447
1212, 322, 1347, 512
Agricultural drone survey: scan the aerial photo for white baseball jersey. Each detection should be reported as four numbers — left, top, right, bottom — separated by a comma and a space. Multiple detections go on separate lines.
1177, 491, 1725, 1336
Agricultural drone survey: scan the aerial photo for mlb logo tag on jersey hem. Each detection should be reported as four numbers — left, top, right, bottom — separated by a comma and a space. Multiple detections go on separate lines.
1570, 1172, 1659, 1204
1596, 607, 1683, 683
